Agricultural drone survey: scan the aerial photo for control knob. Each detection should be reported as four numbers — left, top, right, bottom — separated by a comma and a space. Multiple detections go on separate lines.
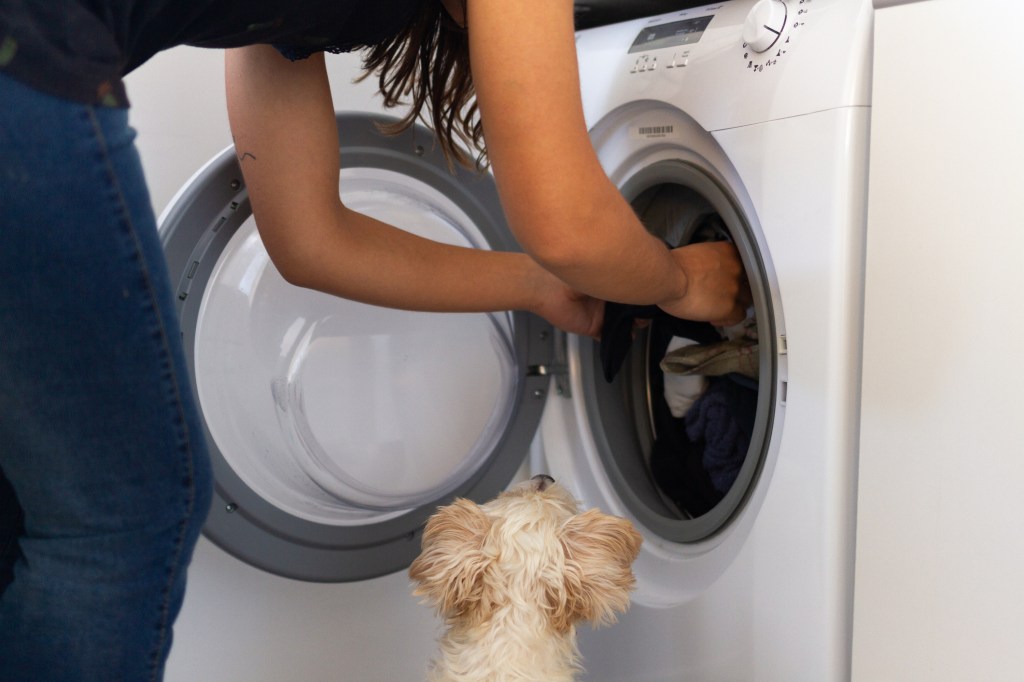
743, 0, 787, 53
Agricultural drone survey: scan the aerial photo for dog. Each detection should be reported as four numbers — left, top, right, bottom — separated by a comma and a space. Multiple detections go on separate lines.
409, 475, 643, 682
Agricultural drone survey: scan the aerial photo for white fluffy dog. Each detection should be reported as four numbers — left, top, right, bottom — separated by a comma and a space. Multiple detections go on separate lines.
409, 475, 643, 682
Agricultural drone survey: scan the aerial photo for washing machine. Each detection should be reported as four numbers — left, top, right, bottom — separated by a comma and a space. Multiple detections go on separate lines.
125, 13, 661, 676
538, 0, 873, 679
126, 0, 871, 679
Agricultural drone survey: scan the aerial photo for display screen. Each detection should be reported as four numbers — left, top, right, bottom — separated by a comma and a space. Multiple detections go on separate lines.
628, 15, 714, 54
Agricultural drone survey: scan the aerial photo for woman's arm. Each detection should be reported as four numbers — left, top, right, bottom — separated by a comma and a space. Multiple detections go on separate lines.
466, 0, 747, 324
224, 44, 601, 335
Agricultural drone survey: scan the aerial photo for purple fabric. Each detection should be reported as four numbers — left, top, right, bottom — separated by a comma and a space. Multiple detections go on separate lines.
684, 377, 757, 493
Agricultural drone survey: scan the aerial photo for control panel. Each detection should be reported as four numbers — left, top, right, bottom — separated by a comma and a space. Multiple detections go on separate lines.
624, 0, 818, 77
629, 10, 717, 75
577, 0, 871, 133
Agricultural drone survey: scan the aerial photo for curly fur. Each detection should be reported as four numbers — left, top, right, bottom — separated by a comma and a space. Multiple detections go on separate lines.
409, 477, 643, 682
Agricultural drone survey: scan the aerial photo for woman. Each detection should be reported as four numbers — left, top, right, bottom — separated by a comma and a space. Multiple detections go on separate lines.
0, 0, 747, 678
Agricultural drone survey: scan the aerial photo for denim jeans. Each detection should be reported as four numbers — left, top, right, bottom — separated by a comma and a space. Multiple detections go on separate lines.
0, 72, 213, 681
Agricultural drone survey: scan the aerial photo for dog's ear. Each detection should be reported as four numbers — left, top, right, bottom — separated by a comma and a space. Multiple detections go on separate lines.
409, 498, 492, 619
553, 509, 643, 632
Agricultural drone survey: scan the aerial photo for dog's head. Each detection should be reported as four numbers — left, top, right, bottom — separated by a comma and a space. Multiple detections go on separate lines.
409, 475, 642, 633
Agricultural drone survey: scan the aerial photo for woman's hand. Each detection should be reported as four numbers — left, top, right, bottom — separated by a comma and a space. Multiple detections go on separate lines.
530, 267, 604, 339
658, 242, 752, 326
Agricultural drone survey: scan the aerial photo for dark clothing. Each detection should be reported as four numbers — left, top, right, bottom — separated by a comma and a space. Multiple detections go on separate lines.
604, 304, 759, 511
685, 376, 758, 493
643, 318, 724, 516
600, 300, 722, 383
0, 0, 421, 107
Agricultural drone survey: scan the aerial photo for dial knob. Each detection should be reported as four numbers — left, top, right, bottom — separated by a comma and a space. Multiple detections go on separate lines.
743, 0, 787, 53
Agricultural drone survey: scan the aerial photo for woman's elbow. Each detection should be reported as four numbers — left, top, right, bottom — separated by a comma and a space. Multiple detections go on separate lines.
261, 236, 322, 290
274, 257, 315, 289
525, 237, 591, 274
511, 189, 624, 275
254, 210, 338, 291
517, 209, 612, 276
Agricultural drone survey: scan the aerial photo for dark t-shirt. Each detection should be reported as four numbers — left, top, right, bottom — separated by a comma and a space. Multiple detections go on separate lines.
0, 0, 422, 107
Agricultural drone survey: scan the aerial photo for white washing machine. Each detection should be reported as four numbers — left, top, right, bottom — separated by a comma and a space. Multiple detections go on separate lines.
541, 1, 872, 679
126, 0, 872, 679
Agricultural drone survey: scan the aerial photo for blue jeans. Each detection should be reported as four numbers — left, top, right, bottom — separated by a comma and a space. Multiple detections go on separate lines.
0, 72, 213, 681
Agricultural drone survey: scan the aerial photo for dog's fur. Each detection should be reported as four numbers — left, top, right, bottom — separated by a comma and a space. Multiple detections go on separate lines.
409, 476, 643, 682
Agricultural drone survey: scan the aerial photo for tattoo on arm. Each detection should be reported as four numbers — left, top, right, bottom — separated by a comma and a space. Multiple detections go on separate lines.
232, 138, 256, 163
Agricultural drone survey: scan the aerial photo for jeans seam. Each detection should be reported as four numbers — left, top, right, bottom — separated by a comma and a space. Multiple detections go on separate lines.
83, 105, 198, 682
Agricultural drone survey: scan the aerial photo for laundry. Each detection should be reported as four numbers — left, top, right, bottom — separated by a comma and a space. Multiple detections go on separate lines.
648, 326, 724, 516
662, 337, 709, 419
649, 419, 725, 518
633, 186, 720, 247
684, 376, 758, 494
661, 337, 759, 379
600, 301, 721, 382
636, 322, 719, 516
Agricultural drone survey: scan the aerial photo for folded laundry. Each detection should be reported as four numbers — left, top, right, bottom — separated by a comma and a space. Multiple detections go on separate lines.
661, 338, 759, 379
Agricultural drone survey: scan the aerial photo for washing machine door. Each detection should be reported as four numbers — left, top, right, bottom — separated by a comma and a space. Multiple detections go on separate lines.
160, 113, 554, 582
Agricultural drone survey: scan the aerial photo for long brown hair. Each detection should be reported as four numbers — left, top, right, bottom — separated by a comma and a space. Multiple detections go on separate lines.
359, 1, 483, 169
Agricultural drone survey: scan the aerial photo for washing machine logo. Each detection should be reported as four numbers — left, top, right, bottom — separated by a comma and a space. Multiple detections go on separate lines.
631, 123, 681, 140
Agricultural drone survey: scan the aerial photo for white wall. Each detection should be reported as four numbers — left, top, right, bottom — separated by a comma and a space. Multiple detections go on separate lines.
853, 1, 1024, 679
125, 47, 233, 218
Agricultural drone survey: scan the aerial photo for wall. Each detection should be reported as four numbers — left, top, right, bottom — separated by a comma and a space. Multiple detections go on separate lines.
853, 2, 1024, 679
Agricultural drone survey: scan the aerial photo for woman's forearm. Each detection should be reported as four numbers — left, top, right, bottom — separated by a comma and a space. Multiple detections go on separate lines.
277, 203, 551, 315
502, 173, 688, 307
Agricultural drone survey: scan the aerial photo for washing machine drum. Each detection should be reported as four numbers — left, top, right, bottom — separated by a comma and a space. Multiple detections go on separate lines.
160, 113, 555, 582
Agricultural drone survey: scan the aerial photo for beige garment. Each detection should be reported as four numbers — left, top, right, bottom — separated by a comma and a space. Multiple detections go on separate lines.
662, 337, 709, 418
660, 338, 759, 379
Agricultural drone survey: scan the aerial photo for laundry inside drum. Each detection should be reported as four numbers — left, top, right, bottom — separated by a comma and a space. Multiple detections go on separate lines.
581, 174, 775, 543
637, 184, 759, 518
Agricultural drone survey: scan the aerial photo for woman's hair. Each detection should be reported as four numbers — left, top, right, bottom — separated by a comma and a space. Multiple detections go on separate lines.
360, 1, 482, 169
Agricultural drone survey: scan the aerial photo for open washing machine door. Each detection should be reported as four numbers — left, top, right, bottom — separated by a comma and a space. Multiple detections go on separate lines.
541, 101, 788, 607
160, 113, 556, 582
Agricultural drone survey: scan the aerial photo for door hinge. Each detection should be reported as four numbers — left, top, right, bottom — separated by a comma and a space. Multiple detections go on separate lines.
526, 330, 572, 398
